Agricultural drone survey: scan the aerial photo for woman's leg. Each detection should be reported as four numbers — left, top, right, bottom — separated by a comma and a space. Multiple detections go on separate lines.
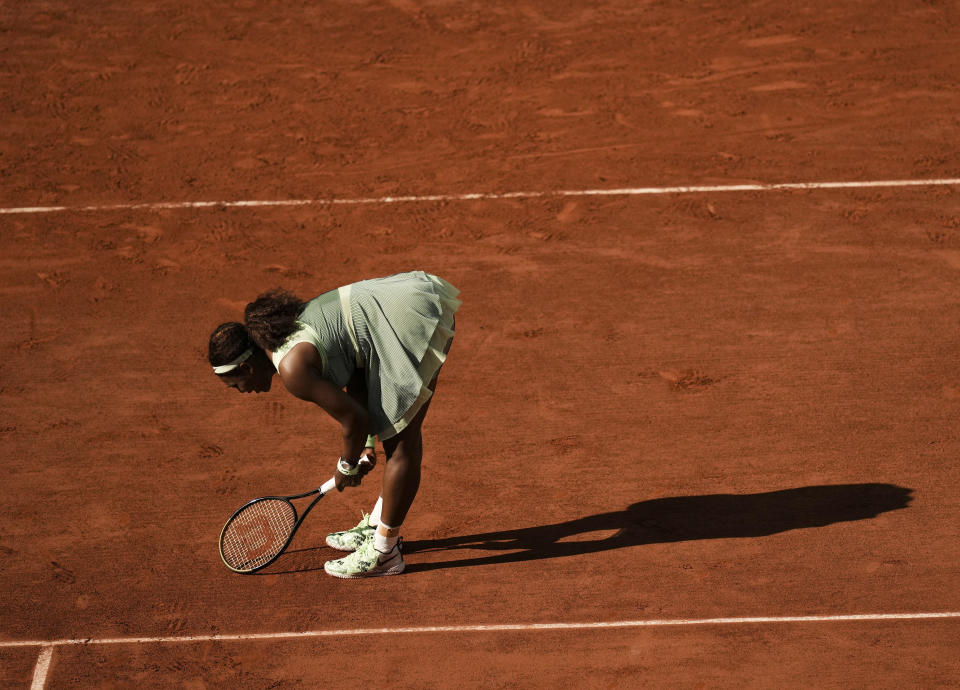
380, 320, 452, 530
378, 381, 436, 529
323, 382, 439, 577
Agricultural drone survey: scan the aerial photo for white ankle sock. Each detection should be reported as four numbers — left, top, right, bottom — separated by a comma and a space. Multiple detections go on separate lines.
369, 497, 383, 526
374, 522, 399, 553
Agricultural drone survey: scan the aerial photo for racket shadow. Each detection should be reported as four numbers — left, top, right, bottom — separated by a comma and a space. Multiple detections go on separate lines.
402, 483, 913, 574
253, 546, 329, 575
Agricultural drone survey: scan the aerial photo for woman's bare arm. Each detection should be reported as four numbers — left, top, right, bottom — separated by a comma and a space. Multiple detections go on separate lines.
278, 343, 370, 481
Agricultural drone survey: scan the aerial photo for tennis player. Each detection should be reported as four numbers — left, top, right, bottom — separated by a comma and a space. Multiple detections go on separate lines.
208, 270, 460, 578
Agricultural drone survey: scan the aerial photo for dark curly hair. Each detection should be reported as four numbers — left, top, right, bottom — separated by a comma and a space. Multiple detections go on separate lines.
243, 289, 304, 351
208, 322, 254, 370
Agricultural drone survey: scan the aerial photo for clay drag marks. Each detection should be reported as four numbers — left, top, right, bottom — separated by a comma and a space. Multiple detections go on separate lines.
2, 187, 960, 687
2, 0, 960, 686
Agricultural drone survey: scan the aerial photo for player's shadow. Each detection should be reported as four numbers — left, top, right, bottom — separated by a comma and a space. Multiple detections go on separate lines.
260, 483, 911, 575
401, 483, 913, 573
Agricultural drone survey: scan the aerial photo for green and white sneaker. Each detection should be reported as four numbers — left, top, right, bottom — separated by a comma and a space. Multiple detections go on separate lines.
325, 513, 376, 552
324, 537, 405, 579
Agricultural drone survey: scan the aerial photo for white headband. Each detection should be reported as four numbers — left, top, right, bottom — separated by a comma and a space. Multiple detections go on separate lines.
213, 348, 253, 375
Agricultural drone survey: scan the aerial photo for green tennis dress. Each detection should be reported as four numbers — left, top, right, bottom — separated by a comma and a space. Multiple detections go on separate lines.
270, 271, 461, 440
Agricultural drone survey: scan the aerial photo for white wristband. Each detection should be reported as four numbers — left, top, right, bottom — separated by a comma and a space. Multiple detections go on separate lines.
337, 457, 361, 476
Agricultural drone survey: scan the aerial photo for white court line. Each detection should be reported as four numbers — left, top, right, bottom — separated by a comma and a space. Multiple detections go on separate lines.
2, 612, 959, 649
1, 177, 959, 215
29, 646, 53, 690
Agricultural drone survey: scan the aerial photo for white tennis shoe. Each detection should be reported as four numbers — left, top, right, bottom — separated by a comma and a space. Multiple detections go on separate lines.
324, 536, 405, 579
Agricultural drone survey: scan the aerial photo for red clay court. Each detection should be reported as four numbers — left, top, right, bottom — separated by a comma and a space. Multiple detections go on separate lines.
2, 1, 960, 687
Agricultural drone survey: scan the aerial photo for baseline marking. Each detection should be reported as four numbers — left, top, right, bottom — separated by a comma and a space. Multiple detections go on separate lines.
1, 177, 959, 216
29, 646, 53, 690
3, 612, 959, 648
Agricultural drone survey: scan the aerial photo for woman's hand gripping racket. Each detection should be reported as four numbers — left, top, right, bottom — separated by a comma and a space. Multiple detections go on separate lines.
219, 458, 372, 574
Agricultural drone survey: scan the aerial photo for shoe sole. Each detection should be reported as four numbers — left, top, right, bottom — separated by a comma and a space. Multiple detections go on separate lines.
323, 559, 405, 579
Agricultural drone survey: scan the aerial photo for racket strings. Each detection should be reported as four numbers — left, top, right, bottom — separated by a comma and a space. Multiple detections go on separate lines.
220, 499, 297, 571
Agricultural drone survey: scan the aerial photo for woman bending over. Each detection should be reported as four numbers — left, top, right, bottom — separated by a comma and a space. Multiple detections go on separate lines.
208, 271, 460, 578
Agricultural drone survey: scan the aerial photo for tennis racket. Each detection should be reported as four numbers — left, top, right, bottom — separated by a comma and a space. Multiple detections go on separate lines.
219, 457, 374, 573
218, 476, 338, 573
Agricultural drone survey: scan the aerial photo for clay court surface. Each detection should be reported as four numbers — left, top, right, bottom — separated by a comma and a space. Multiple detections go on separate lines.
2, 0, 960, 687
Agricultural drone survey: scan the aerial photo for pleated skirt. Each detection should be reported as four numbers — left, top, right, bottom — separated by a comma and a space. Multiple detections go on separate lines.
346, 271, 461, 440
